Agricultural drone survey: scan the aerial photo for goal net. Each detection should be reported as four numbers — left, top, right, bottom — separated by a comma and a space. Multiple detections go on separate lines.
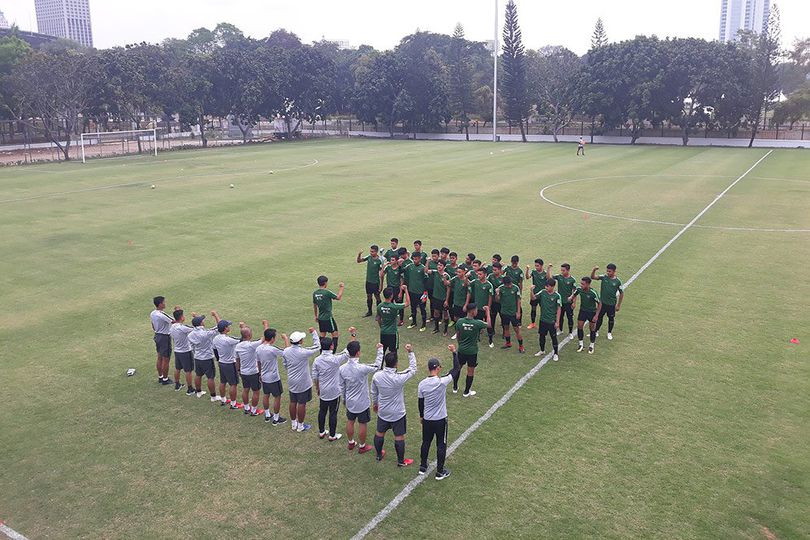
80, 128, 158, 163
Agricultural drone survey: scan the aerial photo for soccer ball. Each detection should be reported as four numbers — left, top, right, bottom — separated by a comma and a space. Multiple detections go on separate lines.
150, 185, 155, 189
229, 183, 235, 188
269, 170, 274, 174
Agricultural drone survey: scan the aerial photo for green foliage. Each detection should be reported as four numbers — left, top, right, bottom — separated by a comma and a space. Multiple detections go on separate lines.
500, 0, 528, 141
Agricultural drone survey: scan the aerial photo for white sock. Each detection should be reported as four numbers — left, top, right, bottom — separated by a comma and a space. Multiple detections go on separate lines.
579, 340, 584, 346
265, 410, 271, 418
349, 439, 355, 444
291, 420, 298, 429
273, 412, 279, 420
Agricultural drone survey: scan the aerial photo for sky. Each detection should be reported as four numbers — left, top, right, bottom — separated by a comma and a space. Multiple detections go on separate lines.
1, 0, 808, 54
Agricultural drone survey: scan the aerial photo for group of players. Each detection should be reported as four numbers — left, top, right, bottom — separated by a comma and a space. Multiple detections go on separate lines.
148, 237, 624, 479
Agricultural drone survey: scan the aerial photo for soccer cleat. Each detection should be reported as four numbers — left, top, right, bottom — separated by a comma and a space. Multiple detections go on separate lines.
185, 388, 195, 396
319, 432, 327, 439
518, 345, 525, 353
556, 329, 563, 336
256, 409, 265, 415
160, 378, 173, 385
588, 344, 595, 354
297, 423, 311, 432
358, 444, 372, 454
534, 350, 546, 357
272, 416, 287, 426
244, 407, 251, 415
363, 312, 373, 318
450, 333, 457, 340
435, 469, 451, 481
527, 323, 537, 329
407, 324, 416, 329
210, 395, 219, 402
488, 342, 494, 348
553, 354, 559, 362
250, 411, 259, 417
418, 466, 427, 475
196, 390, 207, 398
398, 320, 404, 327
448, 320, 455, 328
569, 333, 575, 340
501, 343, 513, 349
442, 332, 448, 337
419, 326, 426, 332
376, 449, 386, 461
463, 390, 477, 398
348, 441, 357, 451
452, 388, 458, 394
265, 416, 272, 423
229, 403, 240, 410
596, 331, 599, 337
607, 332, 613, 340
432, 329, 440, 334
328, 433, 343, 442
398, 458, 414, 467
577, 344, 584, 352
174, 383, 185, 391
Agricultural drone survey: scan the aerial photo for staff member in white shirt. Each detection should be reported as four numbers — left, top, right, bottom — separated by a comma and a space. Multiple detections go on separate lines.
150, 296, 174, 386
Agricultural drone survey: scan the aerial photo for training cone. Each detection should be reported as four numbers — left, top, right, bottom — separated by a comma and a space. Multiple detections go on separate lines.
790, 338, 800, 344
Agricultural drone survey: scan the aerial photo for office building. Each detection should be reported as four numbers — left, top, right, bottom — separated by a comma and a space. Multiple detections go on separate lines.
35, 0, 93, 48
719, 0, 771, 42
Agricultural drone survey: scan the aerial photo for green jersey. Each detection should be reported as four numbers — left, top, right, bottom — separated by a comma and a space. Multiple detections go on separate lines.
504, 265, 524, 288
539, 289, 562, 324
403, 263, 427, 295
362, 255, 383, 284
572, 287, 600, 313
426, 259, 439, 291
383, 264, 403, 289
468, 279, 494, 308
431, 271, 450, 301
487, 274, 504, 301
377, 301, 406, 335
496, 284, 521, 316
383, 248, 399, 262
529, 269, 546, 293
313, 288, 338, 321
553, 274, 577, 304
449, 275, 468, 307
598, 275, 623, 306
456, 317, 489, 355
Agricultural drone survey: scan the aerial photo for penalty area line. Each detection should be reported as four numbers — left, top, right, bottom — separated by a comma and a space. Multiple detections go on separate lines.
351, 149, 773, 540
0, 522, 30, 540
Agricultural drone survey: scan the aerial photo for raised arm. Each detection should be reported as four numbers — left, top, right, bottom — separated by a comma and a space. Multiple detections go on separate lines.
356, 250, 365, 264
262, 319, 270, 331
546, 264, 553, 280
308, 327, 321, 351
591, 266, 600, 280
373, 343, 384, 369
211, 310, 221, 323
335, 282, 345, 301
400, 344, 418, 381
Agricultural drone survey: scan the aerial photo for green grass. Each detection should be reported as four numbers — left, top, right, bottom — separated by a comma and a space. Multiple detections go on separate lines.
1, 139, 808, 539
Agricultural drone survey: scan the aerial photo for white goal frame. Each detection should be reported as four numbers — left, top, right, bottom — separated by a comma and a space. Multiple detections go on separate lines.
80, 128, 158, 163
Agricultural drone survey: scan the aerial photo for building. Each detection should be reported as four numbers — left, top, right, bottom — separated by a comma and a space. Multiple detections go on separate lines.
0, 27, 59, 48
719, 0, 771, 43
0, 9, 10, 30
34, 0, 93, 48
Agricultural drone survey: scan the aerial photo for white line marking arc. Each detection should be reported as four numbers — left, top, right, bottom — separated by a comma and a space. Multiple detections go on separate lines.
351, 150, 774, 539
0, 522, 30, 540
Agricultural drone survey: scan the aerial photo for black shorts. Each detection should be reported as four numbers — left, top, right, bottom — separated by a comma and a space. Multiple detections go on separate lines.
380, 333, 398, 352
451, 305, 465, 319
430, 297, 445, 314
262, 380, 283, 397
376, 415, 407, 436
458, 352, 478, 368
530, 297, 540, 307
491, 302, 501, 316
539, 321, 557, 334
195, 357, 215, 379
347, 408, 371, 423
578, 310, 596, 323
365, 281, 380, 295
219, 362, 238, 385
241, 372, 260, 391
289, 387, 313, 404
601, 304, 617, 318
501, 314, 521, 327
174, 351, 194, 372
318, 318, 338, 334
154, 333, 171, 357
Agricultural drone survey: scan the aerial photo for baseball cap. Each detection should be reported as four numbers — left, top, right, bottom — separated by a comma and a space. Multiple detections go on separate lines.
217, 320, 232, 332
289, 331, 306, 343
427, 358, 441, 371
192, 315, 206, 326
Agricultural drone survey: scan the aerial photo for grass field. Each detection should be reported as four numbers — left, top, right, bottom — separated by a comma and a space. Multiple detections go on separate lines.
1, 139, 809, 540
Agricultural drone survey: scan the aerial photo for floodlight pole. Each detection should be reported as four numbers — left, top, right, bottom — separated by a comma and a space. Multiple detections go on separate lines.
493, 0, 498, 143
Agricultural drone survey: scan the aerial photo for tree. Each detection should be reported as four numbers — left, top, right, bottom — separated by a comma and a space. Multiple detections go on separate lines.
0, 30, 32, 122
591, 18, 608, 50
353, 50, 405, 136
473, 85, 494, 126
500, 0, 529, 142
744, 5, 782, 147
773, 83, 810, 128
447, 24, 474, 139
527, 46, 581, 142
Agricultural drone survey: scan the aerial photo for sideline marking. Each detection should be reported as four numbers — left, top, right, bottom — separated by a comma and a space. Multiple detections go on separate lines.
0, 521, 30, 540
351, 150, 773, 540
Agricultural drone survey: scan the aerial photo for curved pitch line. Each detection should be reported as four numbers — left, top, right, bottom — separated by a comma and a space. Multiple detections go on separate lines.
539, 175, 810, 233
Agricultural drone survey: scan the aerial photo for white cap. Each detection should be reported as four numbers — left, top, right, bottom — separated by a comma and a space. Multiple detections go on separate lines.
289, 331, 306, 343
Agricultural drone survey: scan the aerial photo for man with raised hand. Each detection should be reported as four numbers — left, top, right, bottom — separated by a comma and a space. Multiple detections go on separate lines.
236, 320, 269, 417
532, 278, 562, 361
383, 238, 400, 262
339, 340, 385, 454
418, 344, 461, 480
357, 245, 384, 317
283, 327, 321, 432
377, 286, 409, 355
371, 344, 418, 467
313, 276, 344, 352
453, 304, 491, 397
525, 259, 547, 329
591, 264, 624, 341
569, 276, 602, 354
150, 296, 174, 386
312, 326, 356, 441
213, 318, 241, 409
495, 276, 525, 353
188, 311, 221, 401
256, 327, 290, 425
548, 263, 577, 339
170, 308, 196, 395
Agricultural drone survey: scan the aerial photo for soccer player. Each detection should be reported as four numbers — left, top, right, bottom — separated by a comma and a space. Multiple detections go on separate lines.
426, 249, 441, 321
488, 263, 504, 338
188, 311, 221, 401
446, 251, 459, 275
439, 247, 450, 268
403, 252, 428, 331
466, 268, 495, 348
484, 253, 502, 275
548, 263, 577, 338
313, 276, 344, 351
427, 260, 451, 335
569, 277, 602, 354
417, 344, 461, 479
236, 321, 269, 416
339, 340, 385, 454
371, 344, 418, 466
377, 286, 409, 354
282, 328, 321, 432
504, 255, 524, 291
170, 308, 196, 395
453, 303, 491, 397
357, 245, 384, 317
495, 276, 525, 352
525, 259, 547, 329
312, 326, 356, 441
412, 240, 427, 264
577, 136, 586, 156
380, 256, 406, 326
591, 264, 624, 340
447, 266, 470, 338
150, 296, 174, 385
256, 327, 289, 424
384, 238, 399, 261
213, 319, 241, 409
532, 278, 562, 361
465, 259, 483, 281
459, 253, 475, 273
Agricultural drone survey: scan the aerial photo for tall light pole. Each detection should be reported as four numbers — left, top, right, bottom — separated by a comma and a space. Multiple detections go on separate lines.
492, 0, 498, 142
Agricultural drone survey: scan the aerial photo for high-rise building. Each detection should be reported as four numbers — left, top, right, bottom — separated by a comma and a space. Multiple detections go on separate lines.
0, 9, 10, 30
35, 0, 94, 48
719, 0, 771, 42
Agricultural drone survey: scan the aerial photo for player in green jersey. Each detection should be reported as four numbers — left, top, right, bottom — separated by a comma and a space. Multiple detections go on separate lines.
439, 247, 450, 269
591, 263, 624, 340
465, 259, 483, 281
495, 276, 524, 353
313, 275, 345, 351
447, 266, 470, 338
403, 252, 428, 331
504, 255, 524, 291
383, 238, 399, 262
427, 260, 451, 335
487, 262, 505, 343
459, 253, 475, 273
483, 253, 501, 275
453, 303, 491, 397
447, 251, 460, 275
531, 278, 562, 361
412, 240, 427, 267
426, 249, 441, 323
357, 245, 384, 317
548, 263, 577, 338
466, 268, 495, 348
569, 276, 601, 354
377, 286, 410, 354
380, 256, 406, 326
525, 258, 546, 329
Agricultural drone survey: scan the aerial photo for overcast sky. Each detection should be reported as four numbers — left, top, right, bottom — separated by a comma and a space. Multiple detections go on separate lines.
2, 0, 808, 54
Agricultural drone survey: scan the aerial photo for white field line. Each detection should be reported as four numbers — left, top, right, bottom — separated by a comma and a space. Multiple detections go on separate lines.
0, 522, 30, 540
351, 149, 774, 540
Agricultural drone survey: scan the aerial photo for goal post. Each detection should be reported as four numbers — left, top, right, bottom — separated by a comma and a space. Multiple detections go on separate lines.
80, 128, 158, 163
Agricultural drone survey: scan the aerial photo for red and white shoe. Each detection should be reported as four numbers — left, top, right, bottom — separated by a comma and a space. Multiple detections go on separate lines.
348, 441, 357, 451
398, 458, 414, 467
358, 444, 372, 454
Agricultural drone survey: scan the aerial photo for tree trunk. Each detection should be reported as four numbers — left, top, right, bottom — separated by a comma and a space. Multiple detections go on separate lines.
465, 124, 469, 141
682, 125, 689, 146
519, 117, 527, 142
748, 109, 760, 148
200, 115, 208, 148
